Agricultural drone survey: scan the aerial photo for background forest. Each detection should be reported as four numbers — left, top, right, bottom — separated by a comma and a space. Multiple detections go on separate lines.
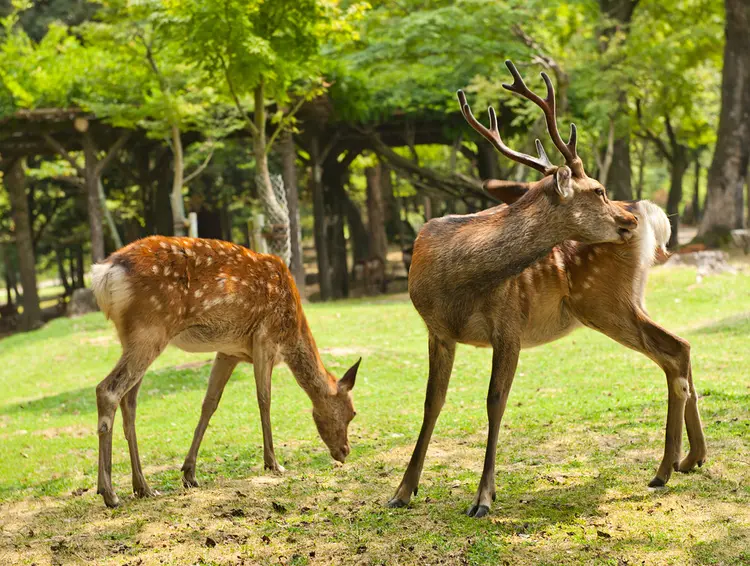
1, 0, 749, 332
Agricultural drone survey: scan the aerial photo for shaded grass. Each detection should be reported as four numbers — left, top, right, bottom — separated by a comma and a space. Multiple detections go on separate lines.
0, 265, 749, 565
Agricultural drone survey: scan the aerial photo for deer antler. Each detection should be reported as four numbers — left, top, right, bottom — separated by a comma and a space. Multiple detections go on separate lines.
457, 90, 555, 176
501, 60, 585, 178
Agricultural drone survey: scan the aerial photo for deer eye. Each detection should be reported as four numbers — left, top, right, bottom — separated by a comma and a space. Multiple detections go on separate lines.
595, 188, 606, 198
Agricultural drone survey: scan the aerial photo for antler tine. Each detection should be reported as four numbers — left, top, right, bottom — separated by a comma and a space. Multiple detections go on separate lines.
456, 89, 555, 176
501, 60, 585, 177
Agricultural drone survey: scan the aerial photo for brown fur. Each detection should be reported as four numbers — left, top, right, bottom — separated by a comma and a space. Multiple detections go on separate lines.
90, 236, 360, 508
389, 183, 707, 517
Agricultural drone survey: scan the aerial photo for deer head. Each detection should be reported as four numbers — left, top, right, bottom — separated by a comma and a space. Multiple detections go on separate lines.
311, 358, 360, 462
458, 60, 637, 244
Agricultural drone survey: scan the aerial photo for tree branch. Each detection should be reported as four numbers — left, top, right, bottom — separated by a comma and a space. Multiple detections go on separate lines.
183, 146, 215, 184
266, 96, 308, 154
95, 131, 132, 177
42, 135, 84, 177
512, 25, 570, 114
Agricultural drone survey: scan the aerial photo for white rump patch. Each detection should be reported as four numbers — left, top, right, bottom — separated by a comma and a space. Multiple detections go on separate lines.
90, 262, 133, 320
635, 201, 671, 267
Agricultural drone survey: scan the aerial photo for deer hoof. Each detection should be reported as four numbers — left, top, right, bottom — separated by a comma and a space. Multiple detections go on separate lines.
134, 486, 157, 499
100, 490, 120, 508
182, 473, 199, 489
466, 504, 490, 518
265, 463, 286, 474
386, 497, 408, 509
648, 476, 666, 488
678, 453, 707, 473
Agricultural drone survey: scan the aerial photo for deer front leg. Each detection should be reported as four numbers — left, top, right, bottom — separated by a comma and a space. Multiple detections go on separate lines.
120, 379, 155, 498
253, 343, 284, 473
467, 336, 520, 518
387, 333, 455, 508
182, 353, 239, 488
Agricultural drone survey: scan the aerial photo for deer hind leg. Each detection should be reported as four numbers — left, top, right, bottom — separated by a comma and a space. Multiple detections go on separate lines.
253, 342, 283, 473
182, 353, 239, 488
120, 379, 154, 498
578, 305, 705, 486
387, 333, 455, 508
97, 338, 165, 508
467, 335, 520, 518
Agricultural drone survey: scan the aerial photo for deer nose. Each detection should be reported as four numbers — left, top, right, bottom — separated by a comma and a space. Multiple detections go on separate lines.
617, 214, 638, 230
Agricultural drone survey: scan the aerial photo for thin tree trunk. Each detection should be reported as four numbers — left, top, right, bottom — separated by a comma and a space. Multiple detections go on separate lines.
667, 155, 688, 249
699, 0, 750, 239
82, 134, 106, 263
56, 248, 71, 296
6, 159, 42, 330
365, 164, 388, 263
170, 124, 188, 236
281, 130, 305, 293
342, 190, 369, 267
310, 137, 332, 300
636, 141, 646, 201
75, 244, 85, 288
692, 158, 702, 223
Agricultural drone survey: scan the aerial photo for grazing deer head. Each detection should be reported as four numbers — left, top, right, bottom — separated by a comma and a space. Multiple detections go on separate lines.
457, 60, 637, 245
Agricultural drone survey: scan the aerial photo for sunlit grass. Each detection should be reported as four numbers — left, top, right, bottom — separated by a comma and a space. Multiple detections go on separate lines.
0, 265, 748, 565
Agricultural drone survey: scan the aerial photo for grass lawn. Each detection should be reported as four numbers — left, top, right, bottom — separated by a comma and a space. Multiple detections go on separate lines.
0, 264, 748, 565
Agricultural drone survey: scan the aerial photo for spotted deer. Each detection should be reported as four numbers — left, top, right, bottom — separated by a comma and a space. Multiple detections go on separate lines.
388, 60, 643, 517
91, 237, 360, 508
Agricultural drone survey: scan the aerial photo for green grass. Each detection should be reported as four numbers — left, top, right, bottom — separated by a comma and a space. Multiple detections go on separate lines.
0, 265, 749, 565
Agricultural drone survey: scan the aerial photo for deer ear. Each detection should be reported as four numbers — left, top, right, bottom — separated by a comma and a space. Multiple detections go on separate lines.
338, 358, 361, 393
483, 180, 531, 204
554, 166, 574, 200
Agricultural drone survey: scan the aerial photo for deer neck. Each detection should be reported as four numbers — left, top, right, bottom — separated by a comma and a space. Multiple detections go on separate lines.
283, 317, 335, 404
470, 195, 567, 282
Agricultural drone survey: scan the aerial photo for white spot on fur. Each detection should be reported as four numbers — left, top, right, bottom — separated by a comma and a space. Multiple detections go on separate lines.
206, 257, 213, 265
164, 266, 171, 276
195, 241, 203, 247
160, 242, 168, 249
573, 211, 583, 221
582, 281, 591, 289
151, 265, 158, 274
171, 245, 179, 253
574, 256, 582, 266
592, 266, 601, 273
194, 290, 203, 298
195, 256, 202, 267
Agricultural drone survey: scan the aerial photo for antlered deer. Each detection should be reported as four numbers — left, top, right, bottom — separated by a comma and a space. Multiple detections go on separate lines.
388, 60, 644, 517
91, 237, 360, 508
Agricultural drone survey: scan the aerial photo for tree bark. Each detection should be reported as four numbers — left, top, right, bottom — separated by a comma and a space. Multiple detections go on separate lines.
667, 152, 688, 249
3, 246, 17, 312
170, 124, 188, 236
342, 190, 370, 266
280, 130, 305, 294
365, 164, 389, 264
636, 141, 646, 201
82, 134, 106, 263
6, 159, 42, 331
692, 158, 702, 223
75, 244, 85, 288
310, 137, 332, 301
324, 165, 349, 299
56, 247, 71, 296
699, 0, 750, 239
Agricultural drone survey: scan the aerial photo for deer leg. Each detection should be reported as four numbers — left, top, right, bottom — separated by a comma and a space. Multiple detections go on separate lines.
678, 364, 707, 473
576, 305, 703, 486
253, 343, 283, 473
467, 337, 520, 518
97, 339, 164, 508
387, 333, 455, 508
120, 379, 154, 498
182, 353, 239, 488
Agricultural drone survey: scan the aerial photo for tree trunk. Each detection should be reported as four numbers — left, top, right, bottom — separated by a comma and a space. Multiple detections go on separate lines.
82, 134, 106, 263
6, 159, 42, 330
324, 165, 349, 300
599, 0, 637, 200
692, 158, 702, 222
310, 137, 332, 300
365, 164, 389, 264
667, 153, 688, 249
280, 130, 305, 294
636, 141, 646, 201
75, 244, 85, 288
3, 246, 17, 311
698, 0, 750, 240
381, 162, 401, 242
56, 247, 71, 296
342, 190, 369, 266
170, 124, 188, 236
